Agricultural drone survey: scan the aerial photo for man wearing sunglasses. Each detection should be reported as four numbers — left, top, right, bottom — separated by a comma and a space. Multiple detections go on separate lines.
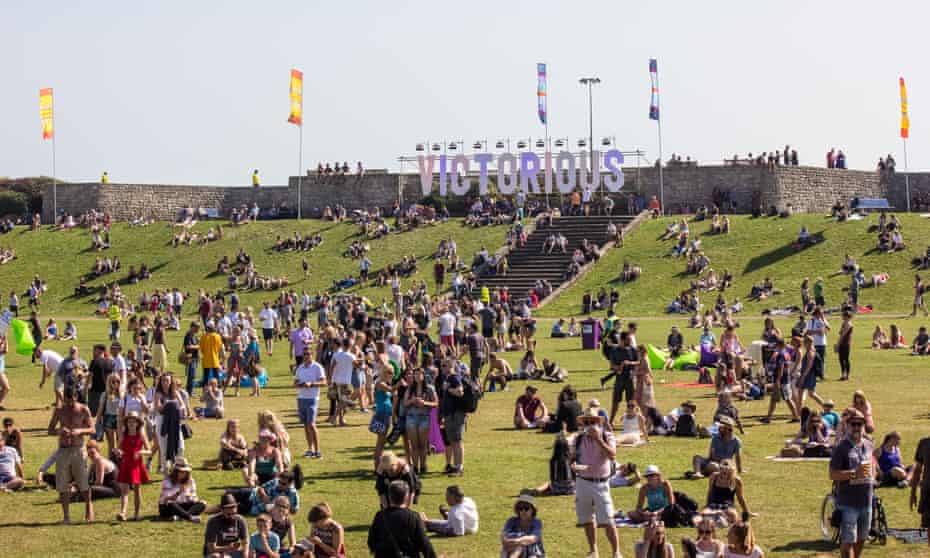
829, 409, 874, 558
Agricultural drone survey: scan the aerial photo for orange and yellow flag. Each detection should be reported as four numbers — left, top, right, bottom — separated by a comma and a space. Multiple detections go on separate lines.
288, 69, 303, 127
900, 77, 909, 139
39, 88, 54, 140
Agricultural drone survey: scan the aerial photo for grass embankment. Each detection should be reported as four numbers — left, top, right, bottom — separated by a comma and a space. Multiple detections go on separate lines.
540, 214, 930, 317
0, 218, 506, 315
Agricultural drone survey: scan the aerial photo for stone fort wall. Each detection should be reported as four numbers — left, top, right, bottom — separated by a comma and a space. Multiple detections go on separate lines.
42, 166, 929, 222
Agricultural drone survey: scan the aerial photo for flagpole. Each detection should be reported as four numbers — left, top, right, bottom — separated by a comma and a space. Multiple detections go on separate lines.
655, 65, 665, 215
52, 133, 57, 224
903, 137, 910, 212
297, 125, 303, 220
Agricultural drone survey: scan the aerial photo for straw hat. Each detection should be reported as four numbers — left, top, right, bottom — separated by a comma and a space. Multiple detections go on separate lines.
124, 411, 144, 425
515, 493, 537, 514
577, 407, 605, 425
644, 465, 662, 477
172, 456, 192, 472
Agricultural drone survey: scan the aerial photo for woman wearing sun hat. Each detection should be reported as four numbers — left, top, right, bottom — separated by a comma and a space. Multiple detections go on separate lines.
158, 456, 206, 523
500, 494, 545, 558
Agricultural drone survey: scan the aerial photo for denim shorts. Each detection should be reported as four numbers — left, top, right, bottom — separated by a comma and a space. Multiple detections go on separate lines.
406, 413, 431, 430
351, 367, 366, 389
298, 397, 318, 425
838, 504, 872, 544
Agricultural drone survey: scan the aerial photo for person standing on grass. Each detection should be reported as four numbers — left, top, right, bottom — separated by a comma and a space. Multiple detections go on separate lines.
462, 322, 489, 383
440, 360, 467, 477
116, 412, 150, 521
289, 317, 314, 369
829, 409, 874, 558
910, 434, 930, 549
200, 323, 224, 395
805, 307, 830, 380
53, 386, 95, 524
606, 331, 639, 427
108, 301, 122, 341
911, 274, 929, 317
259, 301, 280, 356
762, 338, 798, 424
837, 311, 854, 381
294, 351, 326, 459
183, 322, 201, 396
574, 408, 621, 558
327, 337, 356, 426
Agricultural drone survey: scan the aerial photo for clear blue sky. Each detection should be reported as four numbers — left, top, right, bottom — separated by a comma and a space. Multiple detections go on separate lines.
1, 0, 926, 185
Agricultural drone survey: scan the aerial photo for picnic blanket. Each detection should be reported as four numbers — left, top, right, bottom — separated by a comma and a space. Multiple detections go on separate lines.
887, 528, 928, 544
614, 515, 647, 529
619, 440, 648, 448
765, 456, 830, 462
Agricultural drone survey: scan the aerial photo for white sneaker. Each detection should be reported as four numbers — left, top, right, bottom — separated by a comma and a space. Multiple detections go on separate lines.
613, 552, 623, 558
584, 552, 598, 558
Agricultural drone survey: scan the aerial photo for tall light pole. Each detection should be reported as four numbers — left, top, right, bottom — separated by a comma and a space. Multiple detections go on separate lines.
579, 77, 601, 173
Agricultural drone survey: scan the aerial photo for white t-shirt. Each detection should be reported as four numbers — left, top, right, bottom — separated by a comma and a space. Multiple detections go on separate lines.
386, 343, 404, 367
259, 308, 278, 329
807, 318, 827, 346
0, 445, 21, 477
448, 497, 480, 535
41, 350, 63, 373
438, 312, 456, 337
295, 362, 326, 400
331, 350, 355, 385
724, 546, 763, 558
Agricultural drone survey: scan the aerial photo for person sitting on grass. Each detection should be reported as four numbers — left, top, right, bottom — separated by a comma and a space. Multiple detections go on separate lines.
703, 459, 753, 525
500, 494, 545, 558
690, 416, 742, 479
249, 513, 280, 558
629, 465, 675, 523
158, 457, 206, 523
420, 484, 480, 537
306, 501, 345, 558
0, 431, 25, 492
539, 358, 568, 383
530, 430, 575, 496
514, 385, 547, 430
713, 392, 745, 435
913, 326, 930, 355
551, 319, 568, 338
541, 385, 582, 434
617, 402, 649, 445
875, 431, 912, 488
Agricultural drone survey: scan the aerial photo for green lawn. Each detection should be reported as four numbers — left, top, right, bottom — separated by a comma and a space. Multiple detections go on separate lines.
2, 216, 930, 557
539, 214, 930, 318
0, 218, 507, 316
2, 316, 930, 557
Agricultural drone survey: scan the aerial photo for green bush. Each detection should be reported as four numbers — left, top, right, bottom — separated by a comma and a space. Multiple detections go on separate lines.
0, 189, 29, 217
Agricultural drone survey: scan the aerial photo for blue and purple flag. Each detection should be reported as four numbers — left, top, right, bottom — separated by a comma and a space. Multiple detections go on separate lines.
649, 58, 660, 121
537, 63, 547, 125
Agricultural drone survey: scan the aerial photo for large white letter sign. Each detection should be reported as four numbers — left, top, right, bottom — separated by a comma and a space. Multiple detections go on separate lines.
438, 155, 449, 196
603, 149, 625, 192
543, 151, 553, 194
578, 150, 601, 190
519, 152, 542, 193
555, 151, 576, 194
497, 153, 518, 195
450, 154, 471, 195
417, 155, 436, 196
474, 153, 493, 195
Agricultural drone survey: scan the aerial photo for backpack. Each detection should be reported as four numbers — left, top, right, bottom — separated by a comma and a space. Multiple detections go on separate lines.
458, 375, 482, 413
675, 414, 699, 437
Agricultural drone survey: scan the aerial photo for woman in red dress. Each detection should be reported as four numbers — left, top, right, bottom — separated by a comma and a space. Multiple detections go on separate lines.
117, 411, 151, 521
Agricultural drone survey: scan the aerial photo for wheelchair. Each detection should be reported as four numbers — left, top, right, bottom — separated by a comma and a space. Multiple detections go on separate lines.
821, 492, 888, 546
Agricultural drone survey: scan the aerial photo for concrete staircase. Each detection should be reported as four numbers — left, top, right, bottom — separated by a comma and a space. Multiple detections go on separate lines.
475, 214, 637, 298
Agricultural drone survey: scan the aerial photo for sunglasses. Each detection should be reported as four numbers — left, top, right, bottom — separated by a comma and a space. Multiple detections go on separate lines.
517, 505, 532, 511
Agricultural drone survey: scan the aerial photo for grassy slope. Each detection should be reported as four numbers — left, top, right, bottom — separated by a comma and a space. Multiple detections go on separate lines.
2, 318, 930, 557
540, 214, 930, 318
0, 219, 506, 315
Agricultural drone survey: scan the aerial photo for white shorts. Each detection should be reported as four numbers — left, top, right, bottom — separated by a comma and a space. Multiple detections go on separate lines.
575, 477, 615, 526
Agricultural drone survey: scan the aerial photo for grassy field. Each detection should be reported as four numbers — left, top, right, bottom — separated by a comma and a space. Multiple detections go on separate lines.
0, 218, 507, 316
539, 214, 930, 318
2, 316, 930, 557
2, 216, 930, 557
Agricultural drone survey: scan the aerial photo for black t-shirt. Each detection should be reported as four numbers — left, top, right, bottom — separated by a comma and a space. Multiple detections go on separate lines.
183, 331, 198, 356
203, 513, 248, 556
88, 356, 114, 393
479, 307, 497, 331
609, 345, 637, 379
556, 399, 583, 433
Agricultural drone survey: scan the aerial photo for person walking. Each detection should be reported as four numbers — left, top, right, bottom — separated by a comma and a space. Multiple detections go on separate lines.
829, 410, 874, 558
806, 307, 830, 380
911, 274, 929, 317
294, 351, 326, 459
199, 323, 224, 395
182, 322, 200, 397
574, 408, 621, 558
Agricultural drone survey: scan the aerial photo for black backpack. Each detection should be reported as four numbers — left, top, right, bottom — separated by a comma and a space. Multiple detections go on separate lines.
458, 375, 482, 413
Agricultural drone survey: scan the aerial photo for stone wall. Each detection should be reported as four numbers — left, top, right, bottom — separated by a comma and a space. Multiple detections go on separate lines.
42, 166, 930, 222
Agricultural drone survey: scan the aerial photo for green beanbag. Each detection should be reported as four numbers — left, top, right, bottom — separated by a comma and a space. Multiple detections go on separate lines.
672, 350, 700, 370
10, 319, 36, 356
646, 344, 668, 369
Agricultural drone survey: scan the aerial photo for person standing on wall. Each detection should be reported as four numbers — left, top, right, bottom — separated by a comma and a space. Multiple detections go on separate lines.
101, 172, 109, 184
252, 169, 261, 188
